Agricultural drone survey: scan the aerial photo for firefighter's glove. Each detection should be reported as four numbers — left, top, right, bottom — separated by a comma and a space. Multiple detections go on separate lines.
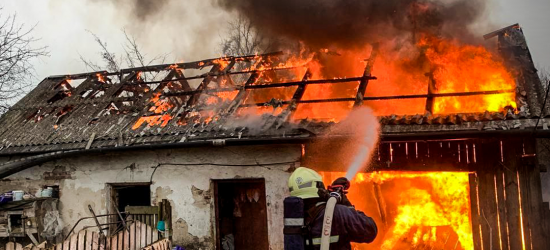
318, 188, 330, 201
340, 194, 353, 207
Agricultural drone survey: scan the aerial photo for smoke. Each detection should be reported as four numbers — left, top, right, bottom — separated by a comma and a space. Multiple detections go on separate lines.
85, 0, 170, 22
20, 0, 233, 80
303, 107, 380, 178
215, 0, 489, 49
335, 108, 380, 179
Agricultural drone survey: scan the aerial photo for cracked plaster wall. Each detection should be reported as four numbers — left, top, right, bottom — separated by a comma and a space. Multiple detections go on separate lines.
0, 144, 300, 249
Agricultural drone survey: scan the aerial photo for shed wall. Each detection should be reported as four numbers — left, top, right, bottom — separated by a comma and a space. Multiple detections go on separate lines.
0, 144, 301, 249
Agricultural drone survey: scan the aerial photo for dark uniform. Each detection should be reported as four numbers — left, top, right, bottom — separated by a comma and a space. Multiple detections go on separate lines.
306, 203, 377, 250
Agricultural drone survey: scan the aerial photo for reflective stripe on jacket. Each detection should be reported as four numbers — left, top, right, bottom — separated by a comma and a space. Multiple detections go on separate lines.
308, 204, 377, 250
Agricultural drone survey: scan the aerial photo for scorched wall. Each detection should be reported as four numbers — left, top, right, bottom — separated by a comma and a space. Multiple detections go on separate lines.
0, 144, 301, 249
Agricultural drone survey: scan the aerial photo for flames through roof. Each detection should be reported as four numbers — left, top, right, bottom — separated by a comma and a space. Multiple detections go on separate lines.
0, 24, 546, 155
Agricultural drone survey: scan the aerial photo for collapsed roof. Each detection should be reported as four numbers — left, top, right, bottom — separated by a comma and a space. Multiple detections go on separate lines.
0, 24, 546, 155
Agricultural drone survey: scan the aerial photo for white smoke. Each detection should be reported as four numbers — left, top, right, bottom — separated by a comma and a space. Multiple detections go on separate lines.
341, 107, 380, 179
345, 138, 376, 180
301, 107, 380, 176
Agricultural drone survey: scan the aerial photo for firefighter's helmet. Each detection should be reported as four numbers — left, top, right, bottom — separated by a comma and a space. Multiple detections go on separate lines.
288, 167, 324, 199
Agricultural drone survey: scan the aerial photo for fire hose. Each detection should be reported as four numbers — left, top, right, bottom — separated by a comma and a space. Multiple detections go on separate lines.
320, 196, 338, 250
321, 179, 350, 250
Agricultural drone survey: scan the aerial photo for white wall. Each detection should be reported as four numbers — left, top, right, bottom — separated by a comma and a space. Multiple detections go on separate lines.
1, 144, 301, 250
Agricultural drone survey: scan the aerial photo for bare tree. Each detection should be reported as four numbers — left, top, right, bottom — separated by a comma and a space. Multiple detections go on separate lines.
0, 10, 48, 113
220, 16, 275, 57
80, 30, 167, 77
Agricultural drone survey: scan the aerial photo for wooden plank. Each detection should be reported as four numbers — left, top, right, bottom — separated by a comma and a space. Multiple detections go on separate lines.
478, 170, 500, 250
378, 143, 391, 169
123, 229, 130, 250
441, 141, 456, 162
523, 138, 547, 249
7, 242, 15, 250
130, 222, 135, 250
152, 226, 158, 243
369, 144, 381, 169
391, 142, 407, 166
518, 166, 533, 250
425, 71, 436, 113
495, 166, 510, 250
458, 141, 467, 166
104, 234, 109, 250
56, 241, 63, 250
135, 222, 141, 250
466, 140, 478, 168
502, 138, 524, 250
125, 207, 158, 215
111, 232, 117, 250
63, 236, 70, 250
354, 43, 378, 107
117, 231, 123, 250
140, 222, 147, 247
469, 173, 482, 250
477, 139, 502, 250
416, 141, 428, 160
92, 232, 99, 250
165, 200, 172, 241
405, 142, 415, 161
70, 233, 78, 250
78, 231, 86, 250
15, 243, 22, 250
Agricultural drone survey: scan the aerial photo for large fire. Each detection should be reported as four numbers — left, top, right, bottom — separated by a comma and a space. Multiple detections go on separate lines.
321, 171, 473, 250
286, 36, 517, 120
131, 30, 517, 129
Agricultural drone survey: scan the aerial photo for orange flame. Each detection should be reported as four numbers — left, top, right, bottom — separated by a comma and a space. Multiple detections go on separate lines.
132, 93, 175, 129
132, 36, 515, 130
96, 73, 106, 83
419, 37, 517, 113
242, 37, 517, 121
132, 115, 172, 130
321, 171, 473, 250
206, 90, 239, 105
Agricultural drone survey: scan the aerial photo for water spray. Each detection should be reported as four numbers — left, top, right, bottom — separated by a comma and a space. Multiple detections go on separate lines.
345, 142, 372, 180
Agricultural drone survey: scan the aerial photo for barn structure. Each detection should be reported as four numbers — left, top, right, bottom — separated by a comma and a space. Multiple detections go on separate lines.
0, 24, 549, 250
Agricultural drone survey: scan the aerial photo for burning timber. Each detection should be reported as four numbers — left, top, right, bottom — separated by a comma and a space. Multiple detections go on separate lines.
0, 24, 549, 250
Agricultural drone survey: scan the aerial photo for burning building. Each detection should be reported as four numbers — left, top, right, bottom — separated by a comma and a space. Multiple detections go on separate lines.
0, 22, 549, 250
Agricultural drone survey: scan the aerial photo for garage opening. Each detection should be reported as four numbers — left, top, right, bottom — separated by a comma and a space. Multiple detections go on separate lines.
214, 179, 268, 250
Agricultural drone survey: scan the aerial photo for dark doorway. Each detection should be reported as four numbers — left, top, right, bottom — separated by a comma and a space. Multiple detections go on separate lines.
109, 183, 151, 234
114, 185, 151, 211
214, 179, 269, 250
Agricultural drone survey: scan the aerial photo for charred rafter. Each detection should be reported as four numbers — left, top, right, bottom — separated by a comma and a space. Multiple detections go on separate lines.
354, 43, 379, 107
239, 89, 516, 107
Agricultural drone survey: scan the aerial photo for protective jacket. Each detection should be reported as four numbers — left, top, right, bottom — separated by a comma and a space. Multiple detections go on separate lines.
306, 203, 377, 250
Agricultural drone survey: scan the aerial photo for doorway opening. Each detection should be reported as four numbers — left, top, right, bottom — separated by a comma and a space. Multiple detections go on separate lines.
108, 183, 151, 234
214, 179, 269, 250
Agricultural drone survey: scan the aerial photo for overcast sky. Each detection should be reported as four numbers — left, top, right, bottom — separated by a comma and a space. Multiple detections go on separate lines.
2, 0, 550, 81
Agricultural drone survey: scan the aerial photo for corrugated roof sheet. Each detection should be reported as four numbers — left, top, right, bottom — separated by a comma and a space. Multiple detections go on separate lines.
0, 25, 545, 155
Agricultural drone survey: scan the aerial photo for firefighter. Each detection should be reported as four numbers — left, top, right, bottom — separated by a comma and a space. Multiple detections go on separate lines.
285, 167, 377, 250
